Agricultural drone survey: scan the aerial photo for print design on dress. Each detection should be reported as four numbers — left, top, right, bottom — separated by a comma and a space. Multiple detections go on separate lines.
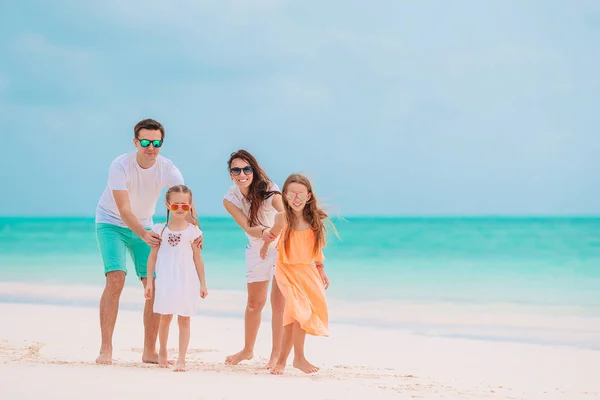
168, 233, 182, 247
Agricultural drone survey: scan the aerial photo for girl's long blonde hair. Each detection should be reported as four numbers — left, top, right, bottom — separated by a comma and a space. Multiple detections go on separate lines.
281, 174, 337, 258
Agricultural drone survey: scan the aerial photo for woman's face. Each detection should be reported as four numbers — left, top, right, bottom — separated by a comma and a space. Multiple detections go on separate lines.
229, 158, 254, 190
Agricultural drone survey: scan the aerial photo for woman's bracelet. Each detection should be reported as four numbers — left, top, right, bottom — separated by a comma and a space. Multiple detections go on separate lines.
315, 263, 324, 269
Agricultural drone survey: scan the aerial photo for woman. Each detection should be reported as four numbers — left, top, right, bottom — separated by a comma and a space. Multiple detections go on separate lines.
223, 149, 285, 368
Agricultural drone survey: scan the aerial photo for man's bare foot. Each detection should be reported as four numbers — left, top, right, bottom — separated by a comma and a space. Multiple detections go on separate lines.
95, 349, 112, 365
293, 357, 319, 374
143, 351, 174, 365
174, 360, 187, 372
269, 361, 286, 375
158, 352, 169, 368
224, 349, 253, 365
265, 352, 279, 369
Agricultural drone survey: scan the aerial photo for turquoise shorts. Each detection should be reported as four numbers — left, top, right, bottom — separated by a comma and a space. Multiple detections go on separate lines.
96, 223, 151, 279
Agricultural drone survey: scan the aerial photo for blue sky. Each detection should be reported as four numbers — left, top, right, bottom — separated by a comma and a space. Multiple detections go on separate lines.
1, 1, 599, 217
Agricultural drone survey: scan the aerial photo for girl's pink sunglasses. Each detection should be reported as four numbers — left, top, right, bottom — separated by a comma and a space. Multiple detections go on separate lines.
285, 192, 308, 202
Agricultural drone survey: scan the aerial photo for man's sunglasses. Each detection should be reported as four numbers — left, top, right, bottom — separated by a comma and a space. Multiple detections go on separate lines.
230, 166, 253, 176
138, 138, 163, 148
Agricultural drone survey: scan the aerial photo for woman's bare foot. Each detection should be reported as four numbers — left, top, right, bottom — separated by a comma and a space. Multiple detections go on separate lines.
95, 349, 112, 365
174, 360, 187, 372
224, 349, 253, 365
158, 352, 169, 368
293, 357, 319, 374
269, 361, 286, 375
265, 352, 279, 369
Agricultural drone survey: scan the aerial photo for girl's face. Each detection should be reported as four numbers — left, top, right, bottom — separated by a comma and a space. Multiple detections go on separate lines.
229, 158, 254, 190
166, 192, 191, 219
285, 182, 311, 212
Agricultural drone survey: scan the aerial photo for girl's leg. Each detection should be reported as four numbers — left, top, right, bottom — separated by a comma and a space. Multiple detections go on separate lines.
158, 314, 173, 368
269, 322, 293, 375
267, 278, 285, 369
225, 281, 270, 365
175, 316, 190, 372
292, 321, 319, 374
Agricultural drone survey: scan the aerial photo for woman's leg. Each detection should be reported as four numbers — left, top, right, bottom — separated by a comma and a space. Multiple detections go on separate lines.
158, 314, 173, 368
269, 322, 293, 375
225, 280, 270, 365
266, 278, 285, 368
175, 316, 190, 372
292, 321, 319, 374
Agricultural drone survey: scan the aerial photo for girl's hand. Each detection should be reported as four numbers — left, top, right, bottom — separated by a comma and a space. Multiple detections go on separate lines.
318, 268, 330, 290
144, 285, 153, 300
259, 243, 269, 260
200, 285, 208, 299
262, 228, 276, 243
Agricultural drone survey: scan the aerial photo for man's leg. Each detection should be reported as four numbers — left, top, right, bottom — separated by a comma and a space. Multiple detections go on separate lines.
97, 271, 126, 364
129, 231, 160, 363
140, 276, 160, 363
95, 223, 128, 364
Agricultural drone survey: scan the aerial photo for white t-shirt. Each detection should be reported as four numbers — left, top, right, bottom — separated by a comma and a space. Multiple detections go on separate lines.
95, 152, 184, 228
223, 182, 280, 248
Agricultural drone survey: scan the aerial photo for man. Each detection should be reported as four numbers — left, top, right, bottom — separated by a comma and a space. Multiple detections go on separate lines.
95, 118, 201, 364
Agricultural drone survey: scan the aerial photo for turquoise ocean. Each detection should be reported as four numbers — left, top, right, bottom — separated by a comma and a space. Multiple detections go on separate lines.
1, 217, 599, 349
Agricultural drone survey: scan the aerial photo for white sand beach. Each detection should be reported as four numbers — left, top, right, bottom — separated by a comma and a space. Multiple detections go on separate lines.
1, 285, 599, 400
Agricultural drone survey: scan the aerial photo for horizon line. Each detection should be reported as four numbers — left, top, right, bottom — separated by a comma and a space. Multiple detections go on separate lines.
1, 214, 600, 220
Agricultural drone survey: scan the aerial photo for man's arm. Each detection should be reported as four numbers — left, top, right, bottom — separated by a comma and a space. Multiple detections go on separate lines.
113, 190, 160, 246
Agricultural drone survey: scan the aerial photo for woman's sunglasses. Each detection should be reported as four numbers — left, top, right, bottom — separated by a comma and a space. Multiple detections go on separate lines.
169, 203, 190, 211
230, 166, 253, 176
138, 138, 163, 148
285, 192, 308, 202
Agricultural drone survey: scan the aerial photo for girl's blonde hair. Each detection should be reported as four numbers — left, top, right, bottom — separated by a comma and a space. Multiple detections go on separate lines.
281, 174, 337, 258
160, 185, 195, 236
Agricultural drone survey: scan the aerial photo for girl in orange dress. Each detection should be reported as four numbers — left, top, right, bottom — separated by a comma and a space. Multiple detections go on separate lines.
259, 173, 335, 375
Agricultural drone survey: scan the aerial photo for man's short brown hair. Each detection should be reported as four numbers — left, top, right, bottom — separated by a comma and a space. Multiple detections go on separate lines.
134, 119, 165, 140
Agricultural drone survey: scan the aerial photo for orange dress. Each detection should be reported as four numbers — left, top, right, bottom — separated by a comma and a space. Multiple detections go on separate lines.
275, 221, 329, 337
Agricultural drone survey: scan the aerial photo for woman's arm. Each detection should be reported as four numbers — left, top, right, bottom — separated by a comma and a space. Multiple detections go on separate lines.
223, 199, 267, 238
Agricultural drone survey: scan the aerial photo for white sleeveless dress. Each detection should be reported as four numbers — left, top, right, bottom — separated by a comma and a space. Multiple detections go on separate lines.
151, 223, 203, 317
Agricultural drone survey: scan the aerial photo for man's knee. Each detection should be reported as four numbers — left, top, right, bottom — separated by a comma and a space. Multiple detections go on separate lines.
105, 271, 125, 293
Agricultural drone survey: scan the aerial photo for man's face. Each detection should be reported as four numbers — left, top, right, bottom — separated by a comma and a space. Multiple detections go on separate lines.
134, 128, 163, 162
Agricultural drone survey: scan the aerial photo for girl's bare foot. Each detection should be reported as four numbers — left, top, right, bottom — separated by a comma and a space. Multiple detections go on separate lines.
293, 357, 319, 374
269, 361, 286, 375
225, 349, 253, 365
158, 352, 169, 368
174, 360, 187, 372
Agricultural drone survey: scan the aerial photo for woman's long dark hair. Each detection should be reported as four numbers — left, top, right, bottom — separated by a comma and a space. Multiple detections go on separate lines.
227, 149, 280, 227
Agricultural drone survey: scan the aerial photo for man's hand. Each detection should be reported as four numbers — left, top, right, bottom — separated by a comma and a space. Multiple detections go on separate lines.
143, 231, 161, 247
193, 235, 203, 249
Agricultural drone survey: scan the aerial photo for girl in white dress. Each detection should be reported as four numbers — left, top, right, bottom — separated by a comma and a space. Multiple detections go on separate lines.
144, 185, 208, 372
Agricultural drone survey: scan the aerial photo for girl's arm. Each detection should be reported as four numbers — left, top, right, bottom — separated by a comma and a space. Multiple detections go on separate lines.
223, 199, 267, 238
144, 245, 159, 299
193, 245, 208, 298
259, 212, 284, 259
